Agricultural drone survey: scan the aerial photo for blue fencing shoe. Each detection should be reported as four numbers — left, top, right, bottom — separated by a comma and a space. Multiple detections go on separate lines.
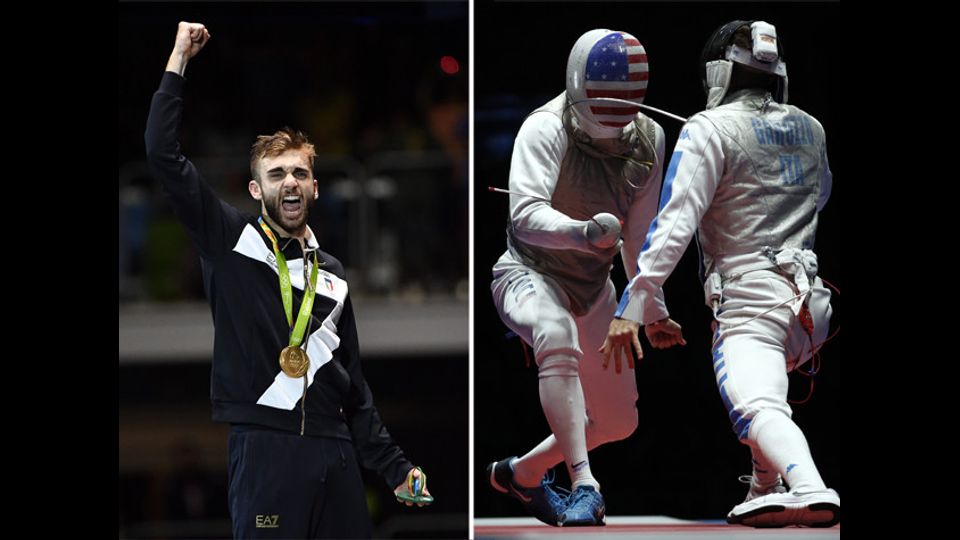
559, 485, 606, 526
487, 457, 568, 526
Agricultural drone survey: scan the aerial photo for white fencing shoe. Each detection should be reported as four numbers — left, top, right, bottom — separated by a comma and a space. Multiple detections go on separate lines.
727, 487, 840, 528
738, 474, 787, 503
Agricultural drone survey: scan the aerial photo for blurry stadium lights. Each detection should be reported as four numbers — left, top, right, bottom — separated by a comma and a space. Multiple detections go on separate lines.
440, 55, 460, 75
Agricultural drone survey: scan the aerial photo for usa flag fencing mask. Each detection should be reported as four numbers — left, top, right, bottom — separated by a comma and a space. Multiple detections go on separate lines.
565, 29, 649, 140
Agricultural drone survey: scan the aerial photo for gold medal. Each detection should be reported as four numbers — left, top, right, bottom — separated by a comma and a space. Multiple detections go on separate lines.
279, 346, 309, 378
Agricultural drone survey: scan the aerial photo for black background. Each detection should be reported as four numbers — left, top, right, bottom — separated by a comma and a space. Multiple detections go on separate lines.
474, 0, 842, 520
119, 2, 468, 538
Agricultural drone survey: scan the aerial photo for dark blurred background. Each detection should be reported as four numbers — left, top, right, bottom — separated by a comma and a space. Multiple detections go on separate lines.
119, 2, 467, 538
474, 1, 842, 521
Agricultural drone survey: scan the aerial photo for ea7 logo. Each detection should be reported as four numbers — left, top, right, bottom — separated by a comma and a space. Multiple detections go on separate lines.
256, 514, 279, 528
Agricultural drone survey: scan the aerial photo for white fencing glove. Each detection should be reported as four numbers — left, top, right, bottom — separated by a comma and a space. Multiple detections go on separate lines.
584, 212, 622, 249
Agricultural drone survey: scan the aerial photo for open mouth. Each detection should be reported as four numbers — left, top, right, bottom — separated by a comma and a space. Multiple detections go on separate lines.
281, 195, 302, 215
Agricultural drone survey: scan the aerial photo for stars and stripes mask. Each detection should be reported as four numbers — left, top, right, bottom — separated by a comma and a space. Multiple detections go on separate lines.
565, 29, 649, 140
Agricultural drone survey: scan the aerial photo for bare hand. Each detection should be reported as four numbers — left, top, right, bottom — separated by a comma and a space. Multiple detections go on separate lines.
600, 318, 641, 374
393, 467, 433, 507
645, 318, 687, 349
166, 22, 211, 75
174, 21, 210, 59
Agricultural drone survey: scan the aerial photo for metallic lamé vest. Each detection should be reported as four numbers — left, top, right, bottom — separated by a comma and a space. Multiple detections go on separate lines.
508, 93, 658, 315
696, 90, 827, 275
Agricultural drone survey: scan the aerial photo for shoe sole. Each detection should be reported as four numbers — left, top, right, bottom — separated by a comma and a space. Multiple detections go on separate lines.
559, 514, 606, 527
807, 502, 841, 528
559, 506, 606, 527
728, 502, 840, 528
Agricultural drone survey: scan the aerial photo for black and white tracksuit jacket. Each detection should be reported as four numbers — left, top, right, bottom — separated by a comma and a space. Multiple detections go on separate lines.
145, 71, 412, 489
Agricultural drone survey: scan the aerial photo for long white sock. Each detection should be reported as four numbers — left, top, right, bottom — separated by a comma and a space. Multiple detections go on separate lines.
514, 420, 620, 488
568, 458, 598, 490
750, 447, 781, 489
751, 410, 826, 493
534, 353, 598, 491
513, 436, 561, 488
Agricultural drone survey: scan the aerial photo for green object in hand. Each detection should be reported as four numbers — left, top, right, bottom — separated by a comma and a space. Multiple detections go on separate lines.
396, 467, 434, 504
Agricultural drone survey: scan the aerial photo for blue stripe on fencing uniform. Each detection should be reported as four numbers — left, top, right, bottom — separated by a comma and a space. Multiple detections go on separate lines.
713, 345, 725, 374
614, 289, 631, 318
639, 151, 683, 254
733, 415, 752, 440
617, 151, 686, 314
715, 342, 752, 440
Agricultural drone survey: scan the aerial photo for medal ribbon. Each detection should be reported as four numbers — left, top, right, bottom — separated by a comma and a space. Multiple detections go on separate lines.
258, 218, 319, 348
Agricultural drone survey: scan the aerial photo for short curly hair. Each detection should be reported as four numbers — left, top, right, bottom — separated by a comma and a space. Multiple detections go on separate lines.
249, 127, 316, 182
